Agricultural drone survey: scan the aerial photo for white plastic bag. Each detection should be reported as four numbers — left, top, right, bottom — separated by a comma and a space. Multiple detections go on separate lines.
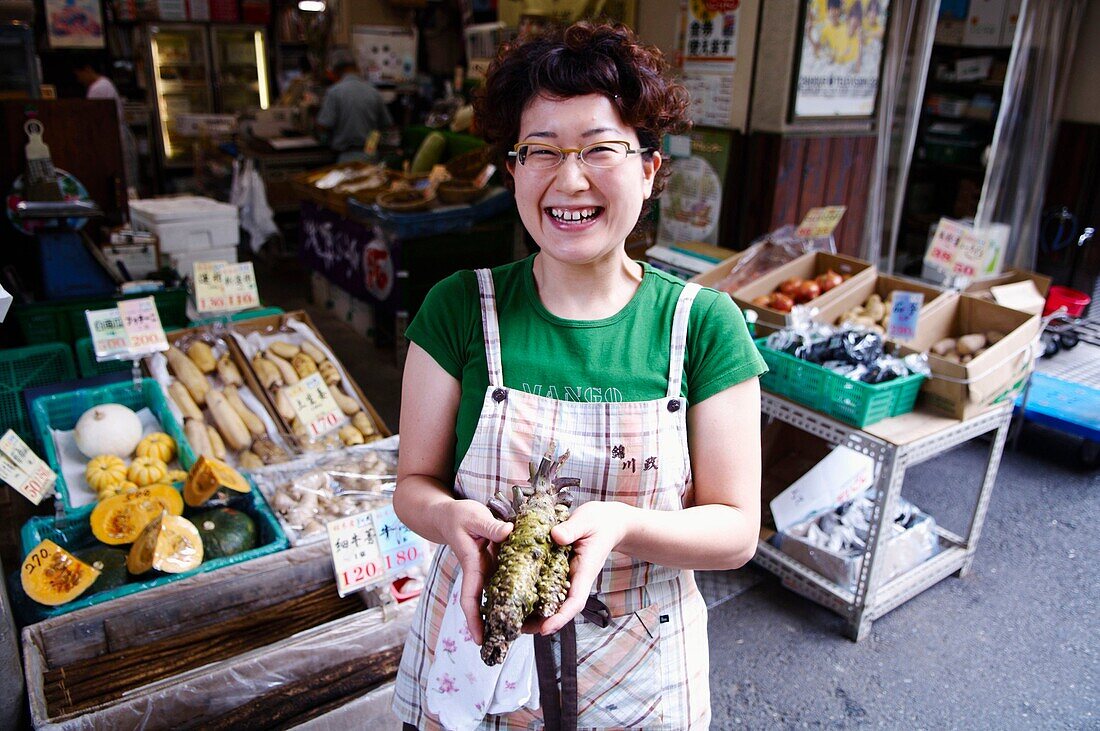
231, 158, 279, 252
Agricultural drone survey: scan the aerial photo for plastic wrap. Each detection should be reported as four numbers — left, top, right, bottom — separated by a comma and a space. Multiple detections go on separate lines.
145, 328, 293, 470
766, 320, 930, 385
252, 437, 400, 545
24, 570, 416, 731
713, 225, 836, 295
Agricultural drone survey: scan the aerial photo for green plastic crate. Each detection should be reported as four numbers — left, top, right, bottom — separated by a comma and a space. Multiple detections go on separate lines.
9, 480, 288, 624
187, 305, 285, 328
31, 379, 196, 513
74, 336, 134, 378
14, 288, 189, 346
755, 338, 925, 428
0, 344, 77, 444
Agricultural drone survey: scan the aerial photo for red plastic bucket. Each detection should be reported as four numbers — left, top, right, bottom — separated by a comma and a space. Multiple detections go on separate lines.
1044, 285, 1091, 317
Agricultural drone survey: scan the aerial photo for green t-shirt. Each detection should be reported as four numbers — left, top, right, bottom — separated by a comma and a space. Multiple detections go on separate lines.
406, 255, 767, 471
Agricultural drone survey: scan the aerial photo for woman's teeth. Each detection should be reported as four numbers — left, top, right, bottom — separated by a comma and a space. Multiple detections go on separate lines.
548, 207, 601, 222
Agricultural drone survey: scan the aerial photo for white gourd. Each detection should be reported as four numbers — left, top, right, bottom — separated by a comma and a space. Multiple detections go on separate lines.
73, 404, 143, 459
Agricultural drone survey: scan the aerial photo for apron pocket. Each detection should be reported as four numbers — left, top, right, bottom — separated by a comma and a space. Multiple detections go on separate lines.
575, 603, 664, 729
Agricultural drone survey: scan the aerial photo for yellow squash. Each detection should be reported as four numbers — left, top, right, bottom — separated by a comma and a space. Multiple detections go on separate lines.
85, 455, 128, 493
136, 432, 177, 463
183, 455, 251, 507
90, 484, 183, 544
128, 456, 168, 487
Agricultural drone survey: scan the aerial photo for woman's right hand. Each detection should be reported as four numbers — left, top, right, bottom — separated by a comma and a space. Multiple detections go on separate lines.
432, 499, 513, 645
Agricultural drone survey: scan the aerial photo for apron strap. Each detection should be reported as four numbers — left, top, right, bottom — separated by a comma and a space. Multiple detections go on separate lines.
666, 283, 702, 399
534, 596, 611, 731
474, 269, 505, 387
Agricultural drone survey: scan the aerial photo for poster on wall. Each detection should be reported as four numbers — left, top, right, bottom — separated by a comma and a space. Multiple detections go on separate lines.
45, 0, 104, 49
681, 0, 740, 76
791, 0, 890, 121
681, 72, 735, 128
657, 128, 732, 247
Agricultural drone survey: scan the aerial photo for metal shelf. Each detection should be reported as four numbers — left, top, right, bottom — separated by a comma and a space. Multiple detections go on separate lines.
755, 393, 1012, 640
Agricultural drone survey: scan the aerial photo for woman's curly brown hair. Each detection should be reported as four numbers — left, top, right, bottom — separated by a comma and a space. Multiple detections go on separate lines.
474, 21, 691, 209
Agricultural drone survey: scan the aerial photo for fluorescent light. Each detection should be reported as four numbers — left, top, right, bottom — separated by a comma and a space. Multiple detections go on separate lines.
298, 0, 325, 11
254, 31, 269, 110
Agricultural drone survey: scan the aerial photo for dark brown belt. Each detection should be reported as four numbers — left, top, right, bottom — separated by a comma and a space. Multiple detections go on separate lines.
534, 596, 611, 731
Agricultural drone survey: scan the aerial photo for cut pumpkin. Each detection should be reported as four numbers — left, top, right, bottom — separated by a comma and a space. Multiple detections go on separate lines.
21, 540, 100, 606
183, 455, 251, 507
90, 484, 183, 545
127, 511, 204, 574
86, 455, 128, 493
136, 432, 177, 463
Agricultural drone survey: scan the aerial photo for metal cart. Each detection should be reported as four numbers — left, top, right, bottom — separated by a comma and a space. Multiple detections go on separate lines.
754, 393, 1013, 641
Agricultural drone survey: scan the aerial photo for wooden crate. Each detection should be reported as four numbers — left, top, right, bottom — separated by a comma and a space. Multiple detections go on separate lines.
226, 310, 392, 441
23, 542, 415, 729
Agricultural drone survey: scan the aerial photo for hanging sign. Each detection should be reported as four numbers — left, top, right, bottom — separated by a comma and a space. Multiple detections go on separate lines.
327, 504, 427, 597
118, 297, 169, 356
0, 430, 56, 505
796, 206, 847, 238
924, 218, 999, 282
924, 218, 967, 274
285, 373, 346, 439
887, 291, 924, 342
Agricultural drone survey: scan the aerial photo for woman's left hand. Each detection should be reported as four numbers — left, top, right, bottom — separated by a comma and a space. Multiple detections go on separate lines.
529, 500, 631, 636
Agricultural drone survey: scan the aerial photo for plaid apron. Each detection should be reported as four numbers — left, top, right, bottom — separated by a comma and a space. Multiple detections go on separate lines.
394, 269, 711, 730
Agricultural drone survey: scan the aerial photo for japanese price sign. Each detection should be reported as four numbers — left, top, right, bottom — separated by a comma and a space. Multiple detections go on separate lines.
886, 291, 924, 342
0, 430, 55, 505
85, 307, 129, 360
950, 229, 992, 280
923, 218, 996, 281
219, 262, 260, 311
194, 261, 259, 313
193, 260, 229, 312
796, 206, 847, 238
117, 297, 169, 356
923, 218, 966, 274
327, 504, 427, 597
285, 372, 346, 438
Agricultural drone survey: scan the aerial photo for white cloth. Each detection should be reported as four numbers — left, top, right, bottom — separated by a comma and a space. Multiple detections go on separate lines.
424, 568, 539, 731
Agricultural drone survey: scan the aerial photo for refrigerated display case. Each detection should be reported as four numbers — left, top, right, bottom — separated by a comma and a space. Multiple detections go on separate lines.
211, 26, 270, 115
148, 24, 213, 167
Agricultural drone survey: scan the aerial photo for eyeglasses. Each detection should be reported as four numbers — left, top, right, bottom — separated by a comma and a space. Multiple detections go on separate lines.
508, 140, 650, 170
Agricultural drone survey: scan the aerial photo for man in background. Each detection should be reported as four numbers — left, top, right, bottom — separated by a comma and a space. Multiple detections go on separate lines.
316, 50, 393, 163
74, 60, 139, 197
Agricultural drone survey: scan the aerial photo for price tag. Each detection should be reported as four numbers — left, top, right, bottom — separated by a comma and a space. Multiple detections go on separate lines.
327, 505, 427, 597
796, 206, 847, 238
117, 296, 168, 356
219, 262, 260, 311
193, 260, 229, 313
284, 373, 346, 438
924, 218, 967, 274
0, 430, 55, 505
887, 291, 924, 342
86, 307, 129, 360
950, 228, 991, 280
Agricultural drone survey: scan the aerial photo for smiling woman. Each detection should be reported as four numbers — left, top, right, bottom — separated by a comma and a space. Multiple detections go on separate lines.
392, 21, 767, 731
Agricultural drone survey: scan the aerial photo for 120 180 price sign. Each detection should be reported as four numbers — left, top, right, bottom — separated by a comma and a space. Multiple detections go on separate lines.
327, 506, 427, 597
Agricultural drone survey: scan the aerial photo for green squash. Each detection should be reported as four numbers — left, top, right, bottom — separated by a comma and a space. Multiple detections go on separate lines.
193, 508, 257, 560
73, 546, 129, 593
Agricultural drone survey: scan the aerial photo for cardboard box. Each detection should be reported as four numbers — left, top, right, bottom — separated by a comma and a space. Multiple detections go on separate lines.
776, 509, 939, 592
770, 446, 876, 534
963, 0, 1007, 47
904, 294, 1039, 420
688, 249, 748, 289
227, 310, 393, 440
732, 252, 876, 327
817, 273, 951, 342
964, 267, 1052, 302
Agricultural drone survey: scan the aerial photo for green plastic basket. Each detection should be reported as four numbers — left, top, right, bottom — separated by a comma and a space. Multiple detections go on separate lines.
31, 379, 196, 513
9, 480, 288, 624
755, 338, 925, 428
0, 344, 77, 444
14, 288, 189, 346
187, 305, 285, 328
74, 336, 134, 378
